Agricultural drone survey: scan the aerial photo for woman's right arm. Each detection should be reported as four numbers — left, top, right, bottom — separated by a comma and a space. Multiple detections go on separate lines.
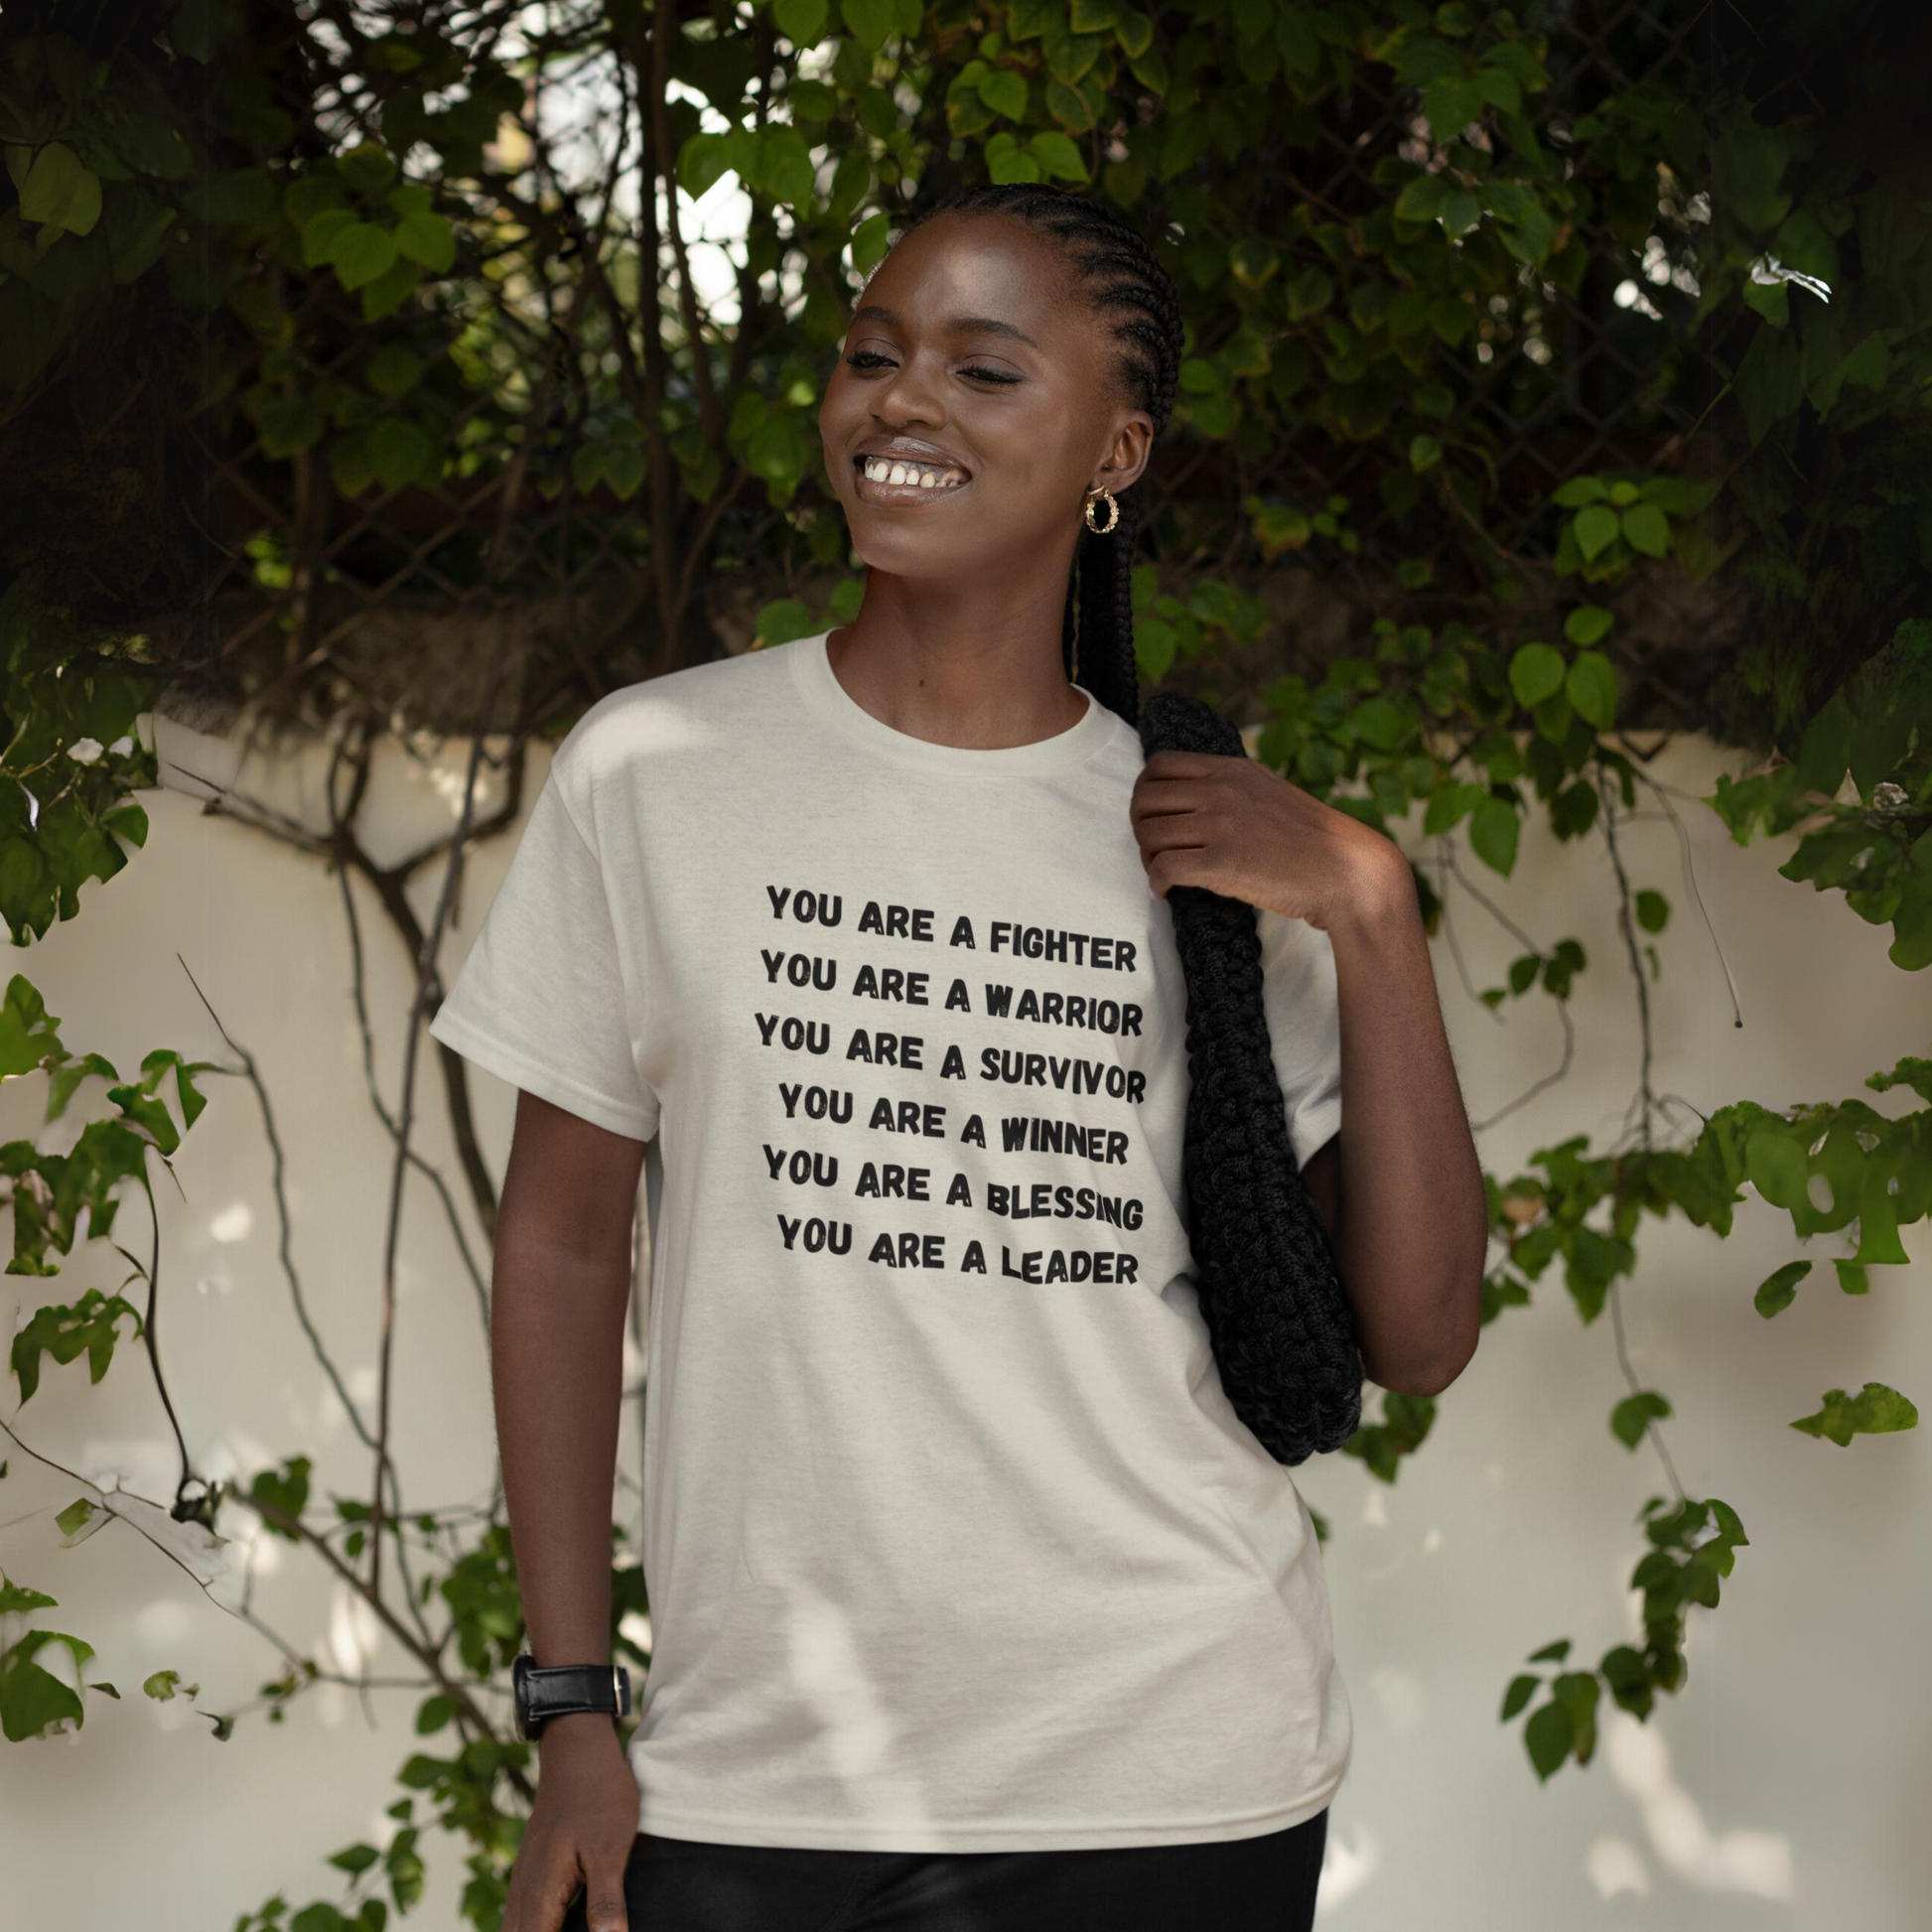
495, 1088, 649, 1932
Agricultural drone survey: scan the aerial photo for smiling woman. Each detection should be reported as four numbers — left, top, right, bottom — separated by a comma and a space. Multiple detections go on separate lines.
439, 182, 1486, 1932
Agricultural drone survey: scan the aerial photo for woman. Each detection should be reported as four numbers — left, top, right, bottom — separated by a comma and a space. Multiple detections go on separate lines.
430, 182, 1486, 1932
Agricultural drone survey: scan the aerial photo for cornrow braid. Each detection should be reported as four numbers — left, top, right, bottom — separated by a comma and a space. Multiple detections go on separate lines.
889, 184, 1366, 1467
901, 183, 1185, 731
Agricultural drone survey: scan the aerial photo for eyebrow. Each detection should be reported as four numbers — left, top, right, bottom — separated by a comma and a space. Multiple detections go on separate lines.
851, 304, 1041, 349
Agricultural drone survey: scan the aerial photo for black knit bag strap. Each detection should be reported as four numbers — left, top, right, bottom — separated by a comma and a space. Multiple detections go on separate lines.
1138, 691, 1364, 1465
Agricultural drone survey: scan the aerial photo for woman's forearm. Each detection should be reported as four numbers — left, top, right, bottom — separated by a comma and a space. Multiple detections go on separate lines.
491, 1224, 633, 1671
1324, 855, 1487, 1396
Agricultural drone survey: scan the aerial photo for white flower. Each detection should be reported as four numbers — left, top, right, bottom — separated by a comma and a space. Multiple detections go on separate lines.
108, 735, 134, 757
67, 737, 103, 763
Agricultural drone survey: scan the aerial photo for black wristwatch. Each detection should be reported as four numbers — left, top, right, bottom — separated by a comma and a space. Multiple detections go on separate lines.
511, 1654, 632, 1741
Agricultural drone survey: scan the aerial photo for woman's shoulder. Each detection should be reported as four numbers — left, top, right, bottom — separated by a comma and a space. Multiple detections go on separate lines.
553, 640, 799, 782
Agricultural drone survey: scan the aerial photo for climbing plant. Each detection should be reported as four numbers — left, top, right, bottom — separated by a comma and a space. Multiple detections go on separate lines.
1, 0, 1928, 1923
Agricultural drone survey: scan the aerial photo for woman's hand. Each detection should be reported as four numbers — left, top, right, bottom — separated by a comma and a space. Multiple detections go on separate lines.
1129, 747, 1412, 933
503, 1718, 640, 1932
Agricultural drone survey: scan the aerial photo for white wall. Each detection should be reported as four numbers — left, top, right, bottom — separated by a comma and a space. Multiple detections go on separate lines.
1, 713, 1925, 1930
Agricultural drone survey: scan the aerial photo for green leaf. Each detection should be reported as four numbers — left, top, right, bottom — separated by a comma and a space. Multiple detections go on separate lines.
678, 132, 734, 199
17, 142, 101, 236
1469, 795, 1520, 877
759, 126, 816, 207
414, 1692, 459, 1734
368, 417, 440, 490
1753, 1259, 1810, 1317
56, 1496, 99, 1543
1621, 501, 1670, 557
393, 211, 454, 272
842, 0, 896, 52
1029, 131, 1089, 182
774, 0, 830, 43
1499, 1672, 1539, 1721
755, 598, 816, 646
0, 976, 68, 1077
331, 222, 400, 293
1523, 1698, 1574, 1779
1, 1633, 88, 1739
1440, 190, 1481, 239
10, 1293, 144, 1405
1046, 78, 1095, 131
1552, 476, 1606, 506
1745, 1129, 1810, 1211
1852, 1162, 1910, 1265
1573, 503, 1620, 560
1563, 604, 1612, 646
1394, 174, 1449, 222
1135, 616, 1178, 682
978, 69, 1029, 120
364, 345, 423, 400
1634, 890, 1669, 933
1351, 697, 1411, 753
1610, 1390, 1671, 1449
1424, 77, 1484, 144
1251, 502, 1309, 557
1508, 642, 1566, 708
1789, 1381, 1918, 1448
250, 1456, 313, 1537
0, 1574, 59, 1615
850, 209, 891, 275
1564, 650, 1617, 730
987, 142, 1040, 185
144, 1668, 182, 1700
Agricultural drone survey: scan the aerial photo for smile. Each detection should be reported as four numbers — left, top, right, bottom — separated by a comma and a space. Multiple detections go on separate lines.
853, 454, 972, 503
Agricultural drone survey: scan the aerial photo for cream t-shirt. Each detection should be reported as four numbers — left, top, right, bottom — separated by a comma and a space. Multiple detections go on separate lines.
429, 629, 1352, 1852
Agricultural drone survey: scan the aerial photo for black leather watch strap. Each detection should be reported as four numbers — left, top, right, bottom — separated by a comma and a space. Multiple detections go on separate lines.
512, 1655, 632, 1740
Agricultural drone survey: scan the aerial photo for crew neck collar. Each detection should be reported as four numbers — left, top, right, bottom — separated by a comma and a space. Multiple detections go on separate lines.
789, 629, 1126, 777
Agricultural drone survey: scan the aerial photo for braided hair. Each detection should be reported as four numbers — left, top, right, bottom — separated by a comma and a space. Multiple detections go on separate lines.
899, 182, 1182, 730
886, 185, 1366, 1465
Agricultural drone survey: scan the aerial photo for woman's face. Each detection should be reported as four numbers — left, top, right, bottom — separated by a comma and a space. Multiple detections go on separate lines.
818, 211, 1150, 584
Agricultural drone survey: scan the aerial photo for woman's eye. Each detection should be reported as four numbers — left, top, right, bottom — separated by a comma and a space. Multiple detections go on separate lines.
961, 365, 1021, 385
844, 350, 894, 370
841, 351, 1018, 386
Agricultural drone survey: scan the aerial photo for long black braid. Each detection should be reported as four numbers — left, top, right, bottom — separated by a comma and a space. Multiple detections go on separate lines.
900, 181, 1182, 730
889, 184, 1367, 1466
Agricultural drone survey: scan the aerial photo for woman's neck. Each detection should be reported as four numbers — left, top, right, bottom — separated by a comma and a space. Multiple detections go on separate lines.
825, 577, 1089, 752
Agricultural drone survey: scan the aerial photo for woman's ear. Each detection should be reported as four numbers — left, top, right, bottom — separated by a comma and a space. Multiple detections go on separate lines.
1095, 415, 1154, 496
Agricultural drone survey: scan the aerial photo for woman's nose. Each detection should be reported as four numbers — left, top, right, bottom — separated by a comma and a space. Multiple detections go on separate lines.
874, 353, 945, 427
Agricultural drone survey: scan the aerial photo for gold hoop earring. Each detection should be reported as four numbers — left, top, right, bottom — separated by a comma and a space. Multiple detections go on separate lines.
1084, 488, 1119, 534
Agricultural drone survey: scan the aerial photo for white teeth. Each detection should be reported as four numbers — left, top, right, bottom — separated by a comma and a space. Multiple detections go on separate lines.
861, 456, 968, 490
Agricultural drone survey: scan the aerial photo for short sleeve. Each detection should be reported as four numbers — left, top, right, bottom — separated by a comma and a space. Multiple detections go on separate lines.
1257, 907, 1342, 1171
428, 754, 659, 1143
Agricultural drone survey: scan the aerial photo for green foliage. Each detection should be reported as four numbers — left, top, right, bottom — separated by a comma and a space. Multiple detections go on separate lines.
1505, 1494, 1749, 1778
0, 973, 217, 1277
1789, 1381, 1919, 1448
0, 582, 158, 946
1339, 1390, 1436, 1483
0, 1575, 124, 1742
1709, 620, 1932, 968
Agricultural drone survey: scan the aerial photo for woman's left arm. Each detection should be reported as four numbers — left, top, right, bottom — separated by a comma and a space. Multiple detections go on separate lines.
1131, 748, 1488, 1398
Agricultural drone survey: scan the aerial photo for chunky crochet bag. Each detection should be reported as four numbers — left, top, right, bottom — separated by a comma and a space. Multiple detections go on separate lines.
1139, 691, 1365, 1465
